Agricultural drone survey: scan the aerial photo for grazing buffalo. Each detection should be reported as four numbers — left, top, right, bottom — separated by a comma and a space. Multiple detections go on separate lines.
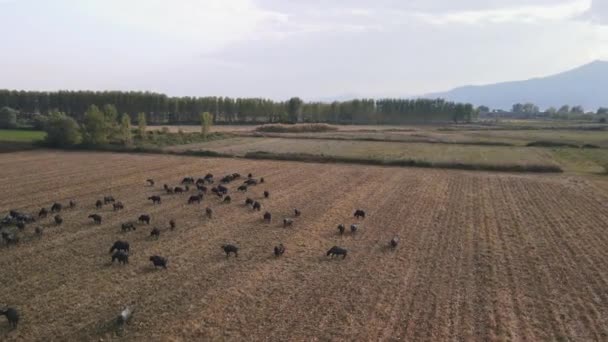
88, 214, 102, 224
260, 177, 265, 184
354, 209, 366, 219
146, 179, 155, 186
150, 255, 168, 269
181, 177, 195, 185
196, 184, 208, 193
337, 224, 345, 235
113, 202, 124, 211
294, 208, 301, 217
69, 200, 76, 209
222, 244, 238, 257
95, 200, 103, 209
35, 226, 43, 236
245, 198, 254, 206
204, 173, 213, 180
252, 201, 261, 211
274, 243, 285, 257
390, 237, 399, 248
263, 211, 272, 223
104, 196, 115, 204
166, 188, 174, 194
244, 179, 258, 186
51, 203, 62, 213
150, 227, 160, 239
138, 215, 151, 224
38, 208, 48, 218
0, 307, 19, 328
217, 185, 228, 194
326, 246, 347, 259
112, 251, 129, 265
350, 224, 358, 234
174, 186, 184, 193
121, 223, 136, 232
283, 218, 293, 228
263, 191, 269, 198
1, 232, 18, 246
54, 215, 63, 226
169, 219, 176, 230
237, 185, 248, 192
247, 173, 253, 178
188, 194, 202, 204
110, 240, 130, 253
148, 196, 161, 204
223, 196, 232, 204
205, 207, 213, 219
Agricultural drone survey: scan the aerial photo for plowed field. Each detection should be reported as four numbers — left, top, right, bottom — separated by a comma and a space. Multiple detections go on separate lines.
1, 151, 608, 341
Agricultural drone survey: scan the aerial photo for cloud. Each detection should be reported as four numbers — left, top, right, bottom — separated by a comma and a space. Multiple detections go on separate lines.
582, 0, 608, 24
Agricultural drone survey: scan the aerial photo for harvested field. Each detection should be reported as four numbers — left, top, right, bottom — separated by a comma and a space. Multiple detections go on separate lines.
1, 151, 608, 341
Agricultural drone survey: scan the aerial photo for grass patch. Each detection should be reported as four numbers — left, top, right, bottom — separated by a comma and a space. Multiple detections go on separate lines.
526, 141, 581, 148
255, 123, 338, 133
135, 131, 230, 148
0, 129, 46, 142
243, 151, 562, 173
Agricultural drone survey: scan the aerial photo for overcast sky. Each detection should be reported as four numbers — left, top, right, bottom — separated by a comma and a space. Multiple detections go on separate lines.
0, 0, 606, 100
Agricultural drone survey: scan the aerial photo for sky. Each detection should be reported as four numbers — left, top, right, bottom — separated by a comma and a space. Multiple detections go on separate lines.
0, 0, 607, 100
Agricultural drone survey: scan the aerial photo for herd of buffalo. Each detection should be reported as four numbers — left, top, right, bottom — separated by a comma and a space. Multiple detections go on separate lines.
0, 171, 399, 330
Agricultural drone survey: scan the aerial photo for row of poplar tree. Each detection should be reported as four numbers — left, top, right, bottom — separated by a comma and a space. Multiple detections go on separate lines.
0, 90, 477, 124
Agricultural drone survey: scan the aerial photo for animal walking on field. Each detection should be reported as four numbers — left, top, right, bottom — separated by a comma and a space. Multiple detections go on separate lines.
350, 224, 358, 234
150, 227, 161, 239
112, 251, 129, 265
223, 195, 232, 204
35, 226, 43, 236
51, 203, 62, 213
354, 209, 366, 219
96, 200, 103, 209
327, 246, 347, 259
169, 219, 176, 231
146, 179, 155, 186
1, 232, 18, 246
205, 207, 213, 219
222, 244, 238, 257
54, 215, 63, 226
237, 185, 247, 192
337, 224, 345, 235
138, 215, 151, 224
113, 202, 124, 211
274, 243, 285, 257
245, 198, 254, 206
0, 307, 19, 328
390, 237, 399, 249
69, 200, 76, 209
294, 208, 301, 217
260, 177, 264, 183
104, 196, 115, 204
88, 214, 102, 225
252, 201, 261, 211
110, 240, 130, 253
121, 223, 136, 232
263, 211, 271, 223
148, 196, 161, 204
38, 207, 48, 218
150, 255, 168, 269
188, 194, 202, 204
263, 191, 269, 198
283, 218, 293, 228
181, 177, 194, 185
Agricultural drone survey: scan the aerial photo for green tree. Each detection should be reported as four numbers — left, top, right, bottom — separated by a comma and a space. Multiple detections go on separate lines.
200, 112, 213, 139
44, 110, 82, 147
137, 112, 147, 137
103, 104, 120, 139
119, 113, 133, 146
82, 105, 109, 145
597, 107, 608, 115
287, 97, 303, 123
570, 105, 585, 114
0, 106, 18, 129
477, 105, 490, 115
558, 105, 570, 114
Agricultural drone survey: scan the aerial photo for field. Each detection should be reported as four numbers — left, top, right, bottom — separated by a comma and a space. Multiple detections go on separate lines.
0, 130, 45, 142
1, 151, 608, 341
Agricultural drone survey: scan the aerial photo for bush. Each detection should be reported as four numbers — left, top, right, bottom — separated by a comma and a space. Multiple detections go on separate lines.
0, 107, 18, 129
255, 123, 338, 133
31, 114, 48, 130
44, 111, 82, 147
526, 141, 580, 148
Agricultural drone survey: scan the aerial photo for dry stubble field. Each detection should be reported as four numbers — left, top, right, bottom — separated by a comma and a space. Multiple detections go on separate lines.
1, 151, 608, 341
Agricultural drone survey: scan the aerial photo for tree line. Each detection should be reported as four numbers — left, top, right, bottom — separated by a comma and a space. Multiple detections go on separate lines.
0, 90, 477, 125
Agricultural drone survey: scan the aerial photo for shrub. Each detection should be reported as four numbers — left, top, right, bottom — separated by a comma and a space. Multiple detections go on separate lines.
0, 107, 18, 129
44, 111, 82, 147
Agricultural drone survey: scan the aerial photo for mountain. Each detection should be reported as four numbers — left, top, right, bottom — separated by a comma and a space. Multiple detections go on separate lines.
425, 60, 608, 111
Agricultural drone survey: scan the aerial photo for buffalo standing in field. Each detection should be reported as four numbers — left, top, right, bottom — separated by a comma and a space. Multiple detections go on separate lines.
112, 251, 129, 265
121, 223, 136, 232
327, 246, 347, 259
350, 224, 358, 234
0, 307, 19, 328
54, 215, 63, 226
244, 179, 258, 186
69, 200, 76, 209
223, 196, 232, 204
263, 211, 272, 223
113, 202, 124, 211
260, 177, 264, 184
38, 208, 48, 218
197, 184, 208, 193
252, 201, 261, 211
181, 177, 195, 185
146, 179, 155, 186
294, 208, 301, 217
274, 243, 285, 257
138, 215, 151, 225
95, 200, 103, 209
205, 207, 213, 219
1, 232, 18, 246
337, 224, 345, 235
217, 185, 228, 194
104, 196, 116, 204
150, 255, 168, 269
354, 209, 366, 219
245, 198, 254, 206
237, 185, 248, 192
247, 173, 253, 178
169, 219, 176, 231
390, 237, 399, 249
148, 196, 162, 204
150, 227, 160, 239
263, 191, 269, 199
222, 244, 238, 257
110, 240, 130, 253
35, 226, 43, 236
283, 218, 293, 228
51, 203, 62, 213
188, 194, 203, 204
88, 214, 102, 225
